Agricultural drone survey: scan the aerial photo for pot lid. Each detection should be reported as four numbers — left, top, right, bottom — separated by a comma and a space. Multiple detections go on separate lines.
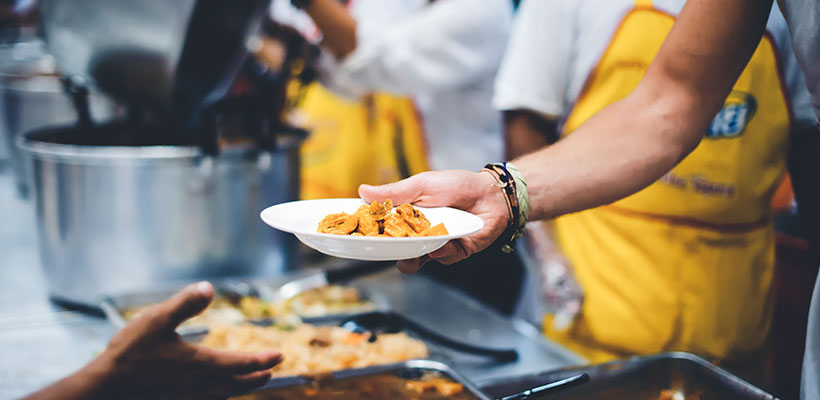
37, 0, 270, 124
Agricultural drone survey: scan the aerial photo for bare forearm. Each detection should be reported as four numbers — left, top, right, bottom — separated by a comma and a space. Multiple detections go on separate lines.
515, 89, 705, 220
503, 110, 558, 160
304, 0, 357, 58
515, 0, 772, 221
23, 357, 114, 400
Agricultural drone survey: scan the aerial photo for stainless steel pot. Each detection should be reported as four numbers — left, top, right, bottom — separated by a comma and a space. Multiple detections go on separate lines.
18, 121, 302, 306
1, 39, 116, 197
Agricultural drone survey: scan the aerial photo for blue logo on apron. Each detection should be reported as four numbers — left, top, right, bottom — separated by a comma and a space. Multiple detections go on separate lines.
707, 91, 757, 138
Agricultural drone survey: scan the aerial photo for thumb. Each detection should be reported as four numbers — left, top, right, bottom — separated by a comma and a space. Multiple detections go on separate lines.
157, 281, 214, 331
359, 174, 426, 205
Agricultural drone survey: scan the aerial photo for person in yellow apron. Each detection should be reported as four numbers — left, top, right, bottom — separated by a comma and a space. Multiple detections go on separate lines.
494, 0, 814, 369
290, 80, 431, 199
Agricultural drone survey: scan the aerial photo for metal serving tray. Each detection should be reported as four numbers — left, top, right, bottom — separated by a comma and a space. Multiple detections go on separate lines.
251, 278, 392, 318
99, 278, 391, 335
99, 280, 259, 336
237, 359, 491, 400
479, 352, 777, 400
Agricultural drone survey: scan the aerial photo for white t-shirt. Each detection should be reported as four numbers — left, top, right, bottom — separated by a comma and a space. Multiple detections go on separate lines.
779, 0, 820, 121
493, 0, 815, 126
779, 0, 820, 396
272, 0, 513, 171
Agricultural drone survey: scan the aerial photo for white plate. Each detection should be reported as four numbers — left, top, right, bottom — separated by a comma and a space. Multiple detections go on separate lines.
260, 198, 484, 261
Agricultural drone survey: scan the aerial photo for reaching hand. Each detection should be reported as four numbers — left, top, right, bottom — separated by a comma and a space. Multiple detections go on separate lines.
359, 170, 510, 273
25, 282, 282, 400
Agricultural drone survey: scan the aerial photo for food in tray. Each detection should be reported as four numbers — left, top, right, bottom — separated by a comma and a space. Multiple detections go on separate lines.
119, 285, 376, 327
122, 295, 273, 327
231, 372, 479, 399
275, 285, 375, 317
658, 389, 701, 400
201, 323, 428, 377
317, 200, 448, 237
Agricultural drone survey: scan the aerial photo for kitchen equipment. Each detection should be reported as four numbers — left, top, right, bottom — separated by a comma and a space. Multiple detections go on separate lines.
262, 261, 395, 303
479, 352, 777, 400
0, 38, 116, 196
239, 359, 490, 400
38, 0, 270, 132
497, 373, 589, 400
330, 311, 518, 362
100, 278, 391, 334
100, 280, 260, 335
18, 120, 303, 307
259, 198, 485, 261
236, 360, 588, 400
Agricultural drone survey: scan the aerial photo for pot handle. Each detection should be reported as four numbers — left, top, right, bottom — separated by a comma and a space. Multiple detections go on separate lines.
61, 76, 94, 129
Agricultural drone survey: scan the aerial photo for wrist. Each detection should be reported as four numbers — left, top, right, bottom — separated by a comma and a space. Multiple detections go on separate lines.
481, 163, 528, 253
75, 352, 122, 398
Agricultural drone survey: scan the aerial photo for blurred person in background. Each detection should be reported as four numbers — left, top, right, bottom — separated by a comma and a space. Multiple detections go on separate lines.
275, 0, 525, 313
493, 0, 815, 381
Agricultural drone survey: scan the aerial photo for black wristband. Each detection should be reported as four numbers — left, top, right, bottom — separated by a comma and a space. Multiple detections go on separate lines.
483, 163, 521, 253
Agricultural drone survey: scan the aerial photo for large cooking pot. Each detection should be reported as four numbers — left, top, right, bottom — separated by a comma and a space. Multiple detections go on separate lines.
0, 38, 116, 197
18, 120, 303, 306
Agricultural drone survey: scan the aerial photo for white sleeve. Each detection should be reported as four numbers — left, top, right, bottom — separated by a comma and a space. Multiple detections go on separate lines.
321, 0, 513, 96
493, 0, 574, 119
766, 5, 815, 126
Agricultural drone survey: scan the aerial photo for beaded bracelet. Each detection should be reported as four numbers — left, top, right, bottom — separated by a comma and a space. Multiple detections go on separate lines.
482, 162, 527, 253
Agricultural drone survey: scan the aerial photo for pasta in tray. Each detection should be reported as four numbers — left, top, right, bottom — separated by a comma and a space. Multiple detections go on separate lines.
201, 323, 429, 377
317, 200, 448, 237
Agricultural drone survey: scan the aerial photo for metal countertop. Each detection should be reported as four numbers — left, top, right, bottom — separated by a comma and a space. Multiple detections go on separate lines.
0, 171, 582, 399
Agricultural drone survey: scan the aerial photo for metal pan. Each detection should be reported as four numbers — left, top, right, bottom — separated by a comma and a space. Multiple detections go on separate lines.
99, 279, 392, 335
99, 280, 259, 336
479, 352, 777, 400
234, 359, 587, 400
323, 311, 518, 362
250, 277, 392, 320
234, 359, 492, 400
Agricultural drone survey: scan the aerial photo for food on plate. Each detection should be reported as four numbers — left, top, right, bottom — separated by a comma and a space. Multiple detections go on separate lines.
317, 200, 448, 237
274, 285, 375, 317
122, 295, 273, 327
201, 323, 428, 377
230, 372, 479, 399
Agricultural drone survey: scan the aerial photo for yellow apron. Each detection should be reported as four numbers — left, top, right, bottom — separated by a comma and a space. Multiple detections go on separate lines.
289, 81, 430, 199
546, 0, 791, 364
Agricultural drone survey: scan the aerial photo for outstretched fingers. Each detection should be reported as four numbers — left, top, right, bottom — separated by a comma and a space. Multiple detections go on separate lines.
192, 370, 274, 398
192, 346, 283, 376
145, 281, 214, 332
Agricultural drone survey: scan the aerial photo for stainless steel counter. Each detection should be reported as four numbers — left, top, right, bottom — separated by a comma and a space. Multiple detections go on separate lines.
0, 170, 582, 399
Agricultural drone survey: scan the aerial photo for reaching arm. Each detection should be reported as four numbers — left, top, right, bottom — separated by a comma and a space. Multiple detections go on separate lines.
503, 110, 560, 160
518, 0, 774, 220
307, 0, 512, 95
302, 0, 357, 58
361, 0, 777, 271
24, 282, 282, 400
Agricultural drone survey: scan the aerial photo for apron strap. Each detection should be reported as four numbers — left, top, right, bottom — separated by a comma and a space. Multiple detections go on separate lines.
634, 0, 653, 8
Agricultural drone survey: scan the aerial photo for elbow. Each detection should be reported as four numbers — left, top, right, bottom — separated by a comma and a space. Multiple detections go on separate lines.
642, 88, 712, 168
333, 37, 357, 59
